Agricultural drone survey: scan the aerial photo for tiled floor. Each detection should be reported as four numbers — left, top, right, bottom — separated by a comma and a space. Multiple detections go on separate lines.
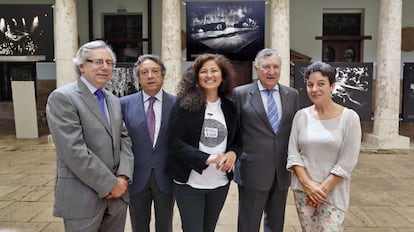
0, 119, 413, 231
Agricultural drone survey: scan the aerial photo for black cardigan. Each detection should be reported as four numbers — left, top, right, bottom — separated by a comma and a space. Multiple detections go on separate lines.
167, 97, 242, 183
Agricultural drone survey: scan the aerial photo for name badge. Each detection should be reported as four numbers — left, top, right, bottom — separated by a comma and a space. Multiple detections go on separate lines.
204, 127, 218, 138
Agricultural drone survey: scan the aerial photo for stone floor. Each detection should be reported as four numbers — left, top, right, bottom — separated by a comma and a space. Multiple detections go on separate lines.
0, 119, 413, 231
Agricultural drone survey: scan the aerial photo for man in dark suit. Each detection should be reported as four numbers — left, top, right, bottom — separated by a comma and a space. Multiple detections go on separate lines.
120, 54, 176, 232
233, 48, 299, 232
46, 40, 134, 232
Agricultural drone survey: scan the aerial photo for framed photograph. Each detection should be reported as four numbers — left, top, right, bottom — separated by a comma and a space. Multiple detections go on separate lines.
0, 4, 54, 61
186, 1, 265, 61
402, 63, 414, 121
294, 62, 373, 121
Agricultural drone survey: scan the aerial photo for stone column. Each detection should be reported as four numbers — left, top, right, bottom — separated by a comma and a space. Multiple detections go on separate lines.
54, 0, 78, 87
269, 0, 290, 86
161, 0, 181, 94
364, 0, 410, 149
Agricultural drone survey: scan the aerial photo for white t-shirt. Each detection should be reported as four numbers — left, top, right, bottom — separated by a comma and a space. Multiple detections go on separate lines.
187, 98, 229, 189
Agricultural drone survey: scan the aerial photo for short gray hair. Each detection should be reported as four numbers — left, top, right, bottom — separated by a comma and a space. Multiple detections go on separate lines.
73, 40, 116, 76
253, 48, 281, 67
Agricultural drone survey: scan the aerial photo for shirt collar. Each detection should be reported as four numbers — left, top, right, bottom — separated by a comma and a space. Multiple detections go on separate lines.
80, 76, 98, 94
142, 90, 163, 102
257, 80, 279, 92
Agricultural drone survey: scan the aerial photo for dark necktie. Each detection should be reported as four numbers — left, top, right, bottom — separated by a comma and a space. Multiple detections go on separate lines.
146, 97, 156, 143
266, 89, 279, 133
95, 89, 108, 122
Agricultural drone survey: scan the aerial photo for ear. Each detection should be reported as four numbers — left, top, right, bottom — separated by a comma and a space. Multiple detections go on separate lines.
330, 82, 336, 93
79, 64, 85, 74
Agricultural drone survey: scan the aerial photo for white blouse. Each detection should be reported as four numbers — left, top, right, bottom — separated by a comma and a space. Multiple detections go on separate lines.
287, 106, 361, 211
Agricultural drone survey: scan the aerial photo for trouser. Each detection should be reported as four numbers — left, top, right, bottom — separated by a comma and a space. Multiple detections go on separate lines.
129, 170, 174, 232
63, 198, 127, 232
174, 183, 230, 232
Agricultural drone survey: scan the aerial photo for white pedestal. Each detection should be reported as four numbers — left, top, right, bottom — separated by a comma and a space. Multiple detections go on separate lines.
11, 81, 39, 138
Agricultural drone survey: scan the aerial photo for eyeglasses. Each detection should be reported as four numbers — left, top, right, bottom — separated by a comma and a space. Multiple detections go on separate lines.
86, 59, 115, 67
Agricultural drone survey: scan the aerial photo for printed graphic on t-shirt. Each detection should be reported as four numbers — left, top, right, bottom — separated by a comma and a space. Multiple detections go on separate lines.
200, 118, 227, 148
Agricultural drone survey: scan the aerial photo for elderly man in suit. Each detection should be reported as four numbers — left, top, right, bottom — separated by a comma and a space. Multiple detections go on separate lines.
233, 48, 300, 232
120, 54, 176, 232
46, 40, 134, 232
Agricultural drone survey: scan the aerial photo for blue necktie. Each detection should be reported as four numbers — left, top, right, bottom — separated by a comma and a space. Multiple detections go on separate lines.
95, 89, 108, 122
266, 89, 279, 133
146, 97, 156, 143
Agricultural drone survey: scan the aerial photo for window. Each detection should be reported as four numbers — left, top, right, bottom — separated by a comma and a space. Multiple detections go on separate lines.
103, 14, 143, 62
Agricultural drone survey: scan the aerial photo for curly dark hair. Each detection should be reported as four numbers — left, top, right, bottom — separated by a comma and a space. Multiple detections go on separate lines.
177, 53, 235, 111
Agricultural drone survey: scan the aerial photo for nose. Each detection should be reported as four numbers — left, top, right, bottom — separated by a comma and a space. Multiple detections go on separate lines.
147, 71, 155, 78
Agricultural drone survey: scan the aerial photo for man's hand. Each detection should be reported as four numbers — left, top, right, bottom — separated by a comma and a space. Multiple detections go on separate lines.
105, 176, 128, 199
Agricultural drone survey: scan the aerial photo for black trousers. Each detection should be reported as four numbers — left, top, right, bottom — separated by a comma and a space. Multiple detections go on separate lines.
174, 182, 230, 232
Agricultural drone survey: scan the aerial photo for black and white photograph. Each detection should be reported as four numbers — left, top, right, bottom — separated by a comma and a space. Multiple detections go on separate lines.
402, 63, 414, 121
294, 62, 373, 121
186, 1, 264, 61
0, 4, 54, 61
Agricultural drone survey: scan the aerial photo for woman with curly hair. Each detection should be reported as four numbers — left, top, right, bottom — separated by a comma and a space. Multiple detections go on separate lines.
167, 53, 242, 232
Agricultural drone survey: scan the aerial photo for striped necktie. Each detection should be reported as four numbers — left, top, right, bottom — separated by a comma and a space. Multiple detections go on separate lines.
266, 89, 279, 133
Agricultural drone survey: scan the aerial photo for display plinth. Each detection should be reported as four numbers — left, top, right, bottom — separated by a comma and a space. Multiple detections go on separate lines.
11, 81, 38, 138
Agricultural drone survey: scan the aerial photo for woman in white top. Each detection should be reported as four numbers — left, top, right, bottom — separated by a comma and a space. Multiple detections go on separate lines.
287, 61, 361, 232
167, 54, 242, 232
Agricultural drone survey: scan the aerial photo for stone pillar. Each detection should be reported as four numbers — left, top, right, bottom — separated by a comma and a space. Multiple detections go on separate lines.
161, 0, 181, 94
364, 0, 410, 149
269, 0, 290, 86
54, 0, 78, 87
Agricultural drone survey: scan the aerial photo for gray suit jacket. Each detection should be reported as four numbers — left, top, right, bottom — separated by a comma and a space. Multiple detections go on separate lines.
233, 80, 299, 191
46, 79, 134, 219
120, 91, 176, 196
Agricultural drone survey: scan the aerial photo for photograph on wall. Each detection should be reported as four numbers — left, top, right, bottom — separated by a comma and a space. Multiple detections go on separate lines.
402, 63, 414, 121
186, 1, 264, 61
294, 62, 373, 121
0, 4, 54, 61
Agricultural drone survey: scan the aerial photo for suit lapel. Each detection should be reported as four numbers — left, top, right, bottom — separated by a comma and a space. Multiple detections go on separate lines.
77, 80, 111, 134
154, 91, 173, 149
248, 85, 274, 133
104, 90, 118, 136
137, 92, 153, 145
278, 85, 292, 133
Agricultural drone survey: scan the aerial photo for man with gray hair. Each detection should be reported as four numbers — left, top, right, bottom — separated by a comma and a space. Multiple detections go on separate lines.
46, 40, 134, 232
233, 48, 299, 231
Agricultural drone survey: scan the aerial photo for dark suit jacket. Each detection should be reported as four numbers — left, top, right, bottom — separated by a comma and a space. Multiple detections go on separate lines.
46, 79, 134, 219
233, 80, 299, 191
120, 91, 176, 195
167, 97, 242, 183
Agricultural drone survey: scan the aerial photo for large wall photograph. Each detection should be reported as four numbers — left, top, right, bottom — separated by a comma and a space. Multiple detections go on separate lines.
186, 1, 264, 61
0, 4, 54, 61
402, 63, 414, 121
294, 62, 373, 121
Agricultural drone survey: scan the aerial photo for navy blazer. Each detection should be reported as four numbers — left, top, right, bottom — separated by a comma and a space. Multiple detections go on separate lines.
120, 91, 176, 196
167, 96, 242, 183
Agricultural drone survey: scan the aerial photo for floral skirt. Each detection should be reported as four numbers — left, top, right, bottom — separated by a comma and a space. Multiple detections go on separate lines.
293, 190, 346, 232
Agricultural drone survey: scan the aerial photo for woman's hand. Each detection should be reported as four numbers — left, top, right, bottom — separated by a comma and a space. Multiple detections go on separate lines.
218, 151, 237, 173
303, 180, 327, 208
207, 151, 237, 172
